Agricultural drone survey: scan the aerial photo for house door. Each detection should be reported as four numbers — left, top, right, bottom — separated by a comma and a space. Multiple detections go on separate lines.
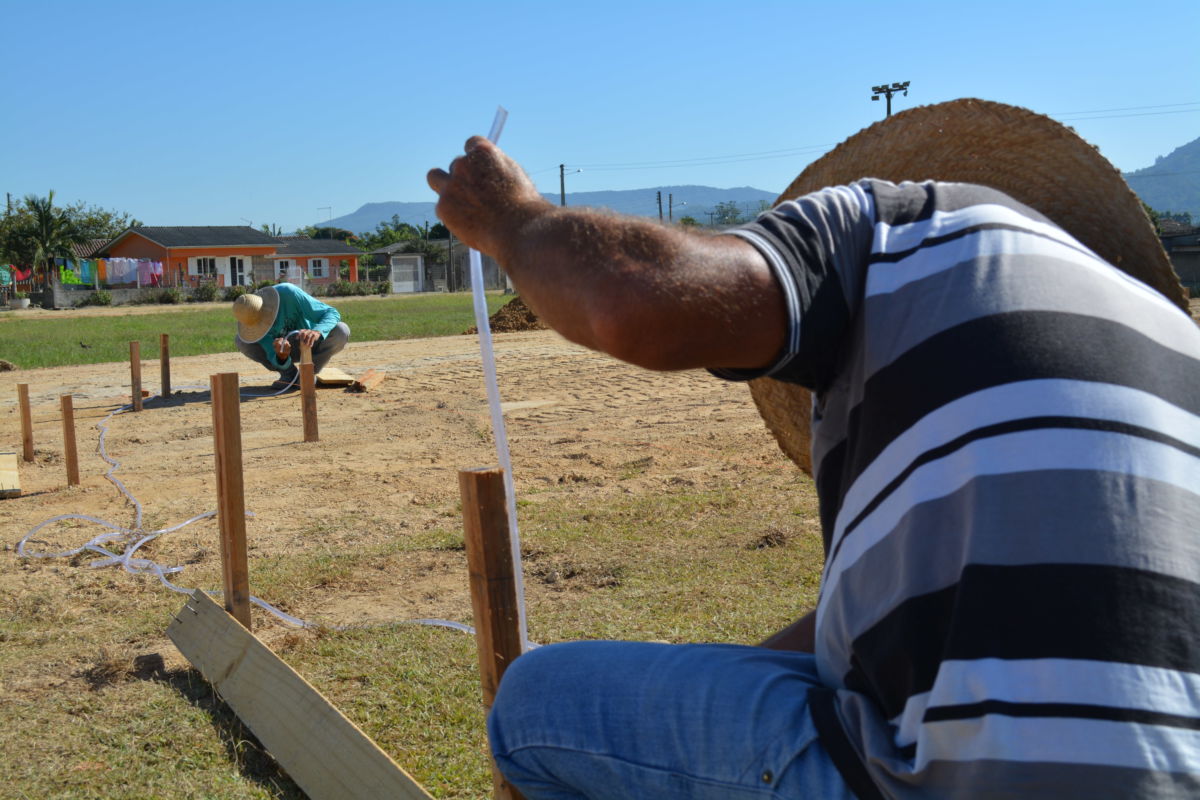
230, 257, 247, 286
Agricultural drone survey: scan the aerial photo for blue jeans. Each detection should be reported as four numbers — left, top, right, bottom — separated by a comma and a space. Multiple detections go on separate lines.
488, 641, 854, 799
234, 322, 350, 378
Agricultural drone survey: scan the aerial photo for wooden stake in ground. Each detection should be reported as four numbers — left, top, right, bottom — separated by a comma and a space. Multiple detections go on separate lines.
129, 341, 143, 411
459, 466, 526, 800
60, 394, 79, 486
16, 383, 34, 462
159, 333, 171, 398
210, 372, 251, 629
299, 341, 318, 443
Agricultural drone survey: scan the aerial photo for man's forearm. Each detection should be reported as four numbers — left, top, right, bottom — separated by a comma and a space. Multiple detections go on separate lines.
498, 206, 786, 372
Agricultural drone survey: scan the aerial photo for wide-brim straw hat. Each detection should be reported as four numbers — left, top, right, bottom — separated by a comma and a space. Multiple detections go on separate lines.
232, 287, 280, 343
749, 97, 1187, 475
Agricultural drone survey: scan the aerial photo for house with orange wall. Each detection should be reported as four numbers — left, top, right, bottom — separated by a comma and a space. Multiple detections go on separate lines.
271, 237, 362, 285
97, 226, 360, 286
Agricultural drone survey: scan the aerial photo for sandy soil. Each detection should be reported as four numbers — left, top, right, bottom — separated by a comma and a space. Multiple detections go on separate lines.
0, 325, 793, 653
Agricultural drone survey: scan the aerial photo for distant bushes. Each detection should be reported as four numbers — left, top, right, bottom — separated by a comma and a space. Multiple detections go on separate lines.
324, 280, 388, 297
190, 283, 219, 303
76, 290, 113, 307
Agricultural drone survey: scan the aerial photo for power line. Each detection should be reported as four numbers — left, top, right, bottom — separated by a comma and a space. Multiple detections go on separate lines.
1050, 100, 1200, 117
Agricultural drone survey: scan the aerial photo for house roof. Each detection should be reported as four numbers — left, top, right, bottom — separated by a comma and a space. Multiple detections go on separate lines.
371, 238, 449, 256
72, 238, 112, 258
110, 226, 283, 249
273, 238, 362, 256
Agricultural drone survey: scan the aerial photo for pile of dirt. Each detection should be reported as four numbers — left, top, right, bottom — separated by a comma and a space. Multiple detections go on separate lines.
464, 296, 549, 334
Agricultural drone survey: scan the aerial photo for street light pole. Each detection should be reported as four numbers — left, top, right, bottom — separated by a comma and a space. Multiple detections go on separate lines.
870, 81, 910, 118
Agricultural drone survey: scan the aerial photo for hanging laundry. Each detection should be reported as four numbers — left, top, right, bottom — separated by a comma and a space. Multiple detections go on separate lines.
97, 259, 107, 284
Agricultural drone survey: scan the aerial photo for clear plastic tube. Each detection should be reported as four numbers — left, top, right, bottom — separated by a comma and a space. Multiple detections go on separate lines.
468, 105, 530, 651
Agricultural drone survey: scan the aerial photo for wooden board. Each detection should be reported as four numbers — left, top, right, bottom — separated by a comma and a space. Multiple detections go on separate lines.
0, 452, 20, 498
349, 369, 387, 393
316, 367, 355, 387
167, 590, 433, 800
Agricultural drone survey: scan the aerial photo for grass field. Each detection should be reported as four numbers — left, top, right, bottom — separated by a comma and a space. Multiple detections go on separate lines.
0, 293, 509, 370
0, 297, 821, 798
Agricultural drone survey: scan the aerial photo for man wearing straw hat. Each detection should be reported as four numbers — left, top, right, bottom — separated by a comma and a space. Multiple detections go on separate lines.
232, 283, 350, 389
429, 99, 1200, 798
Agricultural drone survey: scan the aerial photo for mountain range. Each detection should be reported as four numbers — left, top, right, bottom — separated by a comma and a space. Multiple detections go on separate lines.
1124, 135, 1200, 220
318, 185, 778, 234
319, 134, 1200, 234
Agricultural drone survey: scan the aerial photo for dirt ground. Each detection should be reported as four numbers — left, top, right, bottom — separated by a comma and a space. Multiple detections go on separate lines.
0, 322, 796, 656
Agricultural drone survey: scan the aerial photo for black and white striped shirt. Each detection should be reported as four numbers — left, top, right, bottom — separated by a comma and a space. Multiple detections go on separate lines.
720, 179, 1200, 798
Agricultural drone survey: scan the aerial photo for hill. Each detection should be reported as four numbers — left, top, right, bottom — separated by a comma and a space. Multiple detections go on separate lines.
1125, 136, 1200, 219
319, 185, 778, 234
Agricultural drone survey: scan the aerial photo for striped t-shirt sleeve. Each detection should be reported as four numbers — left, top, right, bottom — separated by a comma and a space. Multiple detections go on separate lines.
711, 182, 876, 390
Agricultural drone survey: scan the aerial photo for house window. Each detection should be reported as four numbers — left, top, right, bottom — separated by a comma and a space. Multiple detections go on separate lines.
196, 257, 216, 276
310, 258, 325, 278
276, 259, 290, 277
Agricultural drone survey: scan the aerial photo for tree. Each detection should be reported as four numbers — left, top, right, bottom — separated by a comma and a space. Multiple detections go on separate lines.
2, 193, 138, 268
712, 201, 744, 226
260, 223, 283, 236
678, 215, 700, 227
355, 215, 422, 251
2, 192, 84, 280
62, 201, 142, 239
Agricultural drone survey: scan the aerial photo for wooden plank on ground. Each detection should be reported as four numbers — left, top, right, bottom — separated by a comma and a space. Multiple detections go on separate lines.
167, 590, 433, 800
0, 452, 20, 498
349, 369, 386, 393
316, 366, 355, 387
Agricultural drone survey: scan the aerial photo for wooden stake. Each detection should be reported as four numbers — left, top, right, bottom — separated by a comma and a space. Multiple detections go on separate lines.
211, 372, 251, 630
17, 383, 33, 462
300, 362, 318, 442
60, 394, 79, 486
459, 467, 526, 800
160, 333, 171, 398
300, 340, 313, 365
129, 341, 143, 411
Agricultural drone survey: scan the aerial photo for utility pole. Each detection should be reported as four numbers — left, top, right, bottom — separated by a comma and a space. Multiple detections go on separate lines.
871, 81, 910, 118
559, 164, 566, 207
669, 194, 686, 222
656, 191, 663, 221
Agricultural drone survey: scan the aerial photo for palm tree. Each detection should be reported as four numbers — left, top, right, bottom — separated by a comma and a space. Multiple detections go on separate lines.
19, 191, 81, 284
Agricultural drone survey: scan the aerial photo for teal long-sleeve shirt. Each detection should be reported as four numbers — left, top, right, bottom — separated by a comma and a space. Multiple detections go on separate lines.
250, 283, 341, 371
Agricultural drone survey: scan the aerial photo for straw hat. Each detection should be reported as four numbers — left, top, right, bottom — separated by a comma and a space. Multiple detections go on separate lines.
748, 97, 1187, 474
232, 287, 280, 343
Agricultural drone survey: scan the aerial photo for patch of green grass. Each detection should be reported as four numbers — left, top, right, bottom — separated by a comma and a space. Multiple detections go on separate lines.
0, 469, 821, 799
0, 293, 510, 370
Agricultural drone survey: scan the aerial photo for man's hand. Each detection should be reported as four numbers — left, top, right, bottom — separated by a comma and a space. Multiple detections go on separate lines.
273, 337, 290, 359
426, 137, 550, 260
296, 329, 320, 349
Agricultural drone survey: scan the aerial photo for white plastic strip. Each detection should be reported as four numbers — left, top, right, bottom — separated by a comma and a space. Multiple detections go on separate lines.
467, 105, 530, 651
15, 384, 481, 637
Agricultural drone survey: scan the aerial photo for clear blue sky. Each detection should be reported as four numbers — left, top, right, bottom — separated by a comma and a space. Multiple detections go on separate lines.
4, 0, 1197, 231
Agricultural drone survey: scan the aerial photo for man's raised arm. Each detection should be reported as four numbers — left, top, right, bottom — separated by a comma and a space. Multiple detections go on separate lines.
428, 136, 787, 373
